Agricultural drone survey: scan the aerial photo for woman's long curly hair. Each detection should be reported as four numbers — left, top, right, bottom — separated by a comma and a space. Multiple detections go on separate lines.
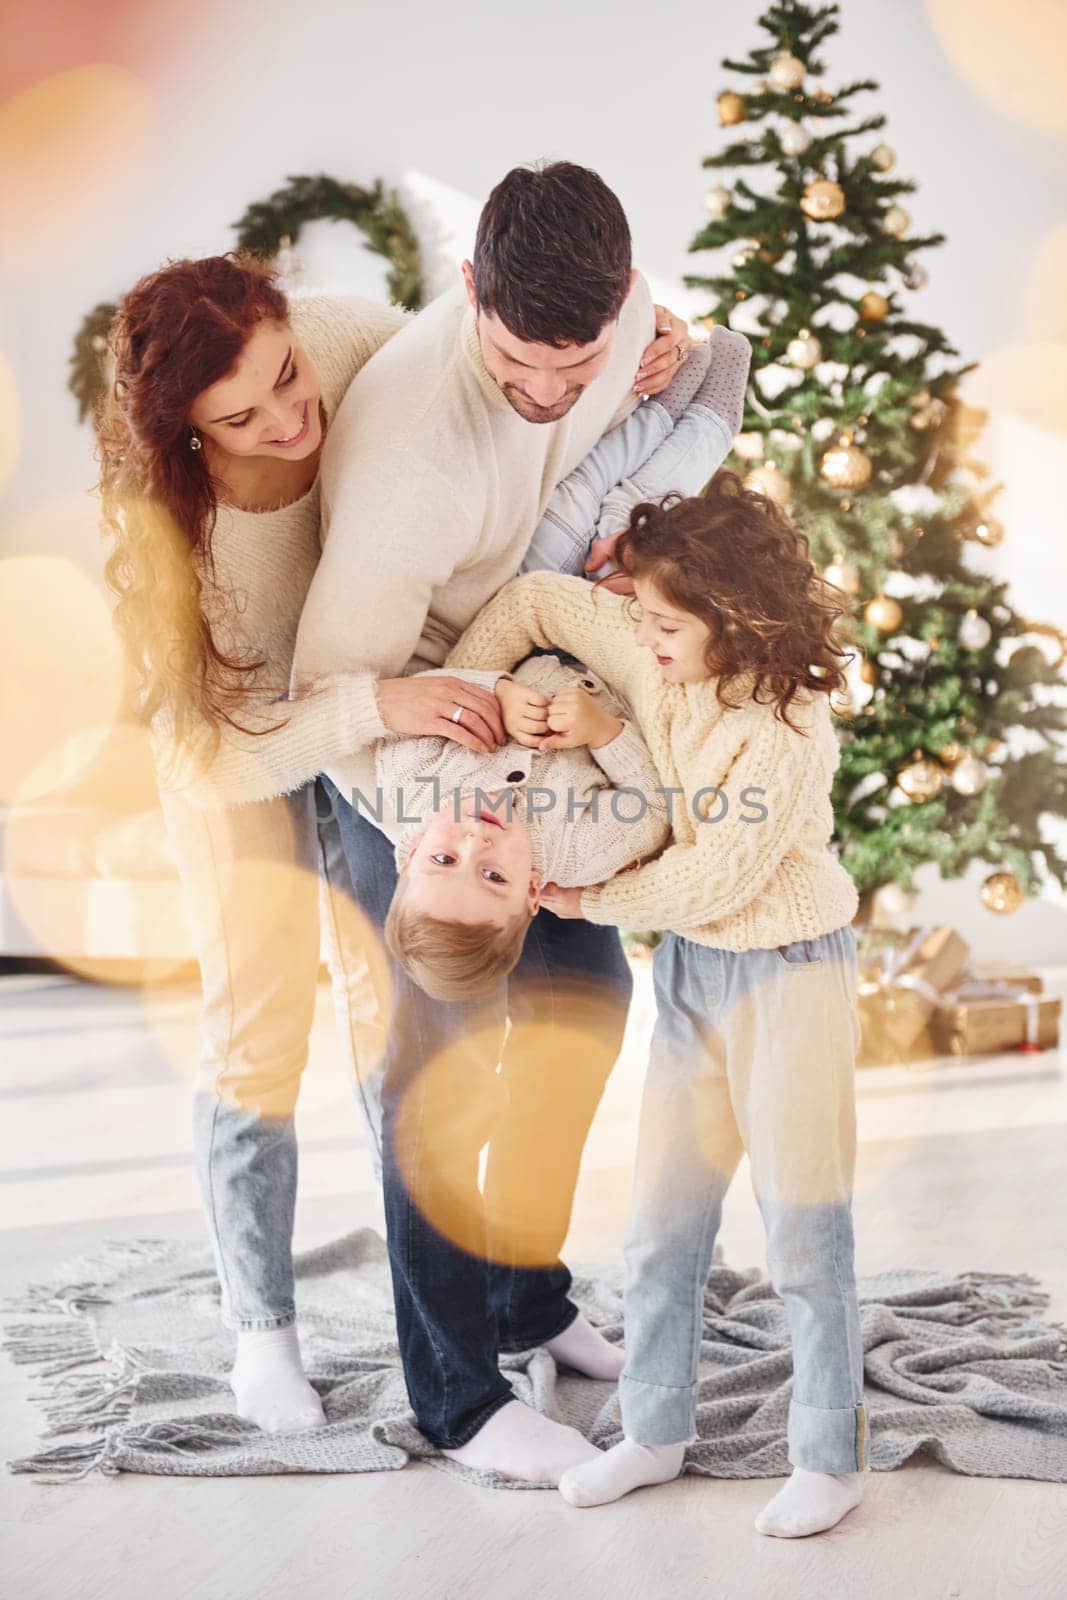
603, 471, 851, 732
96, 253, 290, 758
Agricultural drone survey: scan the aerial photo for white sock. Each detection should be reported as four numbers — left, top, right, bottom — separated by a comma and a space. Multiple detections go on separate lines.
559, 1437, 685, 1507
442, 1399, 600, 1484
545, 1313, 626, 1380
230, 1324, 326, 1434
754, 1466, 865, 1538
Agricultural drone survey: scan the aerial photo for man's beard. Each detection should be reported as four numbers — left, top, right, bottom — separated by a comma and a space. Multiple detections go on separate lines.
501, 384, 585, 425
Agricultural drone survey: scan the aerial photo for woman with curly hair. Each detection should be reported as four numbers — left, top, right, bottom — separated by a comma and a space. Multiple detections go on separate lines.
96, 254, 415, 1434
445, 472, 867, 1535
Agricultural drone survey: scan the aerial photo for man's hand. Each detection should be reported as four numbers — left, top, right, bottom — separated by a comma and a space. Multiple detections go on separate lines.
539, 882, 589, 919
635, 303, 693, 399
539, 685, 623, 751
376, 675, 506, 753
495, 677, 550, 748
584, 531, 636, 595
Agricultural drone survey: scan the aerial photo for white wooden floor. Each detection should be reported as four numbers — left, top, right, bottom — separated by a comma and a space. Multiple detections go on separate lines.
2, 957, 1066, 1600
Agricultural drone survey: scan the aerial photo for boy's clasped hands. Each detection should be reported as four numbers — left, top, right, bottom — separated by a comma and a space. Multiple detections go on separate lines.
494, 676, 622, 753
493, 677, 619, 917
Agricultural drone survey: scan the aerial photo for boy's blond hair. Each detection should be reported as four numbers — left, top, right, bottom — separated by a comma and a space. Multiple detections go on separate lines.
384, 877, 531, 1001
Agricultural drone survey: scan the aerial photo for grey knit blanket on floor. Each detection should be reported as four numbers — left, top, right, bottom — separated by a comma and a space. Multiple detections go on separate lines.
4, 1229, 1066, 1485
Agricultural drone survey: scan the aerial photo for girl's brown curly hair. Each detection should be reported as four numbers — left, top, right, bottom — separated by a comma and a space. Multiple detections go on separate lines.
602, 470, 851, 733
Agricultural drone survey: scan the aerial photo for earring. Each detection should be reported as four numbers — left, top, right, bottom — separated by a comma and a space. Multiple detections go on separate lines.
189, 429, 202, 452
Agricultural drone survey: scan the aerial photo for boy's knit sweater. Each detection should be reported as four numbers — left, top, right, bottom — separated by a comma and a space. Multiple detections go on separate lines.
372, 657, 671, 886
445, 571, 859, 950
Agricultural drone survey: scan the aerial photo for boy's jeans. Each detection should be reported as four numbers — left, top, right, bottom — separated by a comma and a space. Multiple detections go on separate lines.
160, 780, 387, 1334
325, 780, 632, 1448
621, 924, 868, 1474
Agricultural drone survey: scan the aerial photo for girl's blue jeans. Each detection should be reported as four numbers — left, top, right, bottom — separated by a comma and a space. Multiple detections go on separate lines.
621, 923, 869, 1475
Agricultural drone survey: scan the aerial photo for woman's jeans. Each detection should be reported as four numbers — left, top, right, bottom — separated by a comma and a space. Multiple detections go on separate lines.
324, 779, 633, 1449
160, 780, 387, 1334
621, 924, 868, 1475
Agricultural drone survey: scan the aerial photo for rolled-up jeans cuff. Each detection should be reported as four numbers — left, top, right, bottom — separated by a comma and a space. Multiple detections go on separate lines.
788, 1399, 868, 1473
618, 1374, 698, 1447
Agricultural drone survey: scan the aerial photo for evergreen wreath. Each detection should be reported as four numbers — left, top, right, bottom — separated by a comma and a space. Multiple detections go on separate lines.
68, 173, 425, 422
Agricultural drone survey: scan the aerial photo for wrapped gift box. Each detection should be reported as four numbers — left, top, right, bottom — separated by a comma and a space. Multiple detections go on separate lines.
932, 992, 1061, 1056
856, 925, 970, 1066
964, 962, 1043, 996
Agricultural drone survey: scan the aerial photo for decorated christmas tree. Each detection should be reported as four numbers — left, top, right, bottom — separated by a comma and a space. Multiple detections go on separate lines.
688, 0, 1067, 917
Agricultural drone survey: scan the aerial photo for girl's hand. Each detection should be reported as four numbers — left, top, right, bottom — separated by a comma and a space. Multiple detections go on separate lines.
539, 685, 623, 751
495, 677, 550, 748
539, 882, 589, 919
635, 303, 692, 398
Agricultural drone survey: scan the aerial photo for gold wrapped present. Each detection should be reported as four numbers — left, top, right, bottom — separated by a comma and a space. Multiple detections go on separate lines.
932, 992, 1061, 1056
856, 925, 970, 1066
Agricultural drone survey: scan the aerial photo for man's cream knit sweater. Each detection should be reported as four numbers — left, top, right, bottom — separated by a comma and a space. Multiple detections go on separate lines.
289, 273, 655, 812
151, 291, 408, 806
445, 571, 859, 951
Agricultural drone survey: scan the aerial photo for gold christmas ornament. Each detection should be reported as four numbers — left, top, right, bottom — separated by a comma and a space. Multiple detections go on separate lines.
951, 756, 988, 796
859, 290, 890, 321
958, 609, 992, 651
910, 391, 947, 430
983, 737, 1006, 761
733, 431, 765, 461
703, 184, 733, 220
860, 658, 881, 686
801, 177, 846, 221
896, 756, 945, 804
980, 869, 1025, 915
732, 242, 758, 269
779, 121, 813, 156
882, 204, 911, 238
823, 558, 860, 595
820, 433, 873, 489
718, 91, 746, 126
699, 314, 717, 332
870, 142, 896, 172
864, 594, 904, 633
744, 462, 792, 507
786, 328, 822, 368
970, 519, 1005, 548
938, 742, 966, 767
769, 52, 807, 91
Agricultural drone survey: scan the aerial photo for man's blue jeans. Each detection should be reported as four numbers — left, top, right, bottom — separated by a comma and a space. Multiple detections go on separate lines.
323, 778, 632, 1448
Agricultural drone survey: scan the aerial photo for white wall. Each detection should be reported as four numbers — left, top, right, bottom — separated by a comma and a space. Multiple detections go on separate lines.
3, 0, 1066, 956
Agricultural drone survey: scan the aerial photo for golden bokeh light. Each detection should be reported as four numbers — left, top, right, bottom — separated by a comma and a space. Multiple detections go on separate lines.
924, 0, 1067, 134
0, 352, 19, 498
960, 341, 1067, 438
392, 983, 624, 1269
0, 552, 124, 804
0, 64, 154, 268
1021, 224, 1067, 345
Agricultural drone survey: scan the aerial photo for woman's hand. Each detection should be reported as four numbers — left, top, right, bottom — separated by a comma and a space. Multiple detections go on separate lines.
376, 675, 506, 753
539, 685, 623, 751
495, 677, 550, 748
635, 303, 693, 399
539, 882, 589, 919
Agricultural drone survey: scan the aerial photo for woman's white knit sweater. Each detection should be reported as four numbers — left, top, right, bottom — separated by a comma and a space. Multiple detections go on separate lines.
445, 571, 859, 951
151, 291, 408, 807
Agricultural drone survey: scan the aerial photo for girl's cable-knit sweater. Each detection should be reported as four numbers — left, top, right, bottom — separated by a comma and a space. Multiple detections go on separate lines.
444, 571, 859, 951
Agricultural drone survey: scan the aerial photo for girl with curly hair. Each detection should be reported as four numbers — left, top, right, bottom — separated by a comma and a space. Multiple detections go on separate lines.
445, 471, 867, 1535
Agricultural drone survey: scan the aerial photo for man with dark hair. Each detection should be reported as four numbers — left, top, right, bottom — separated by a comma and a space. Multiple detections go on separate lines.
292, 159, 694, 1483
